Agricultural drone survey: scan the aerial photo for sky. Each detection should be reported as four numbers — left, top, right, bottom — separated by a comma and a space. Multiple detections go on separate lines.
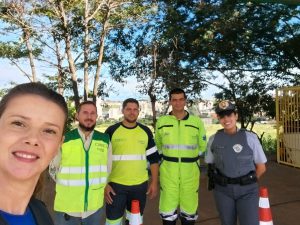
0, 59, 217, 100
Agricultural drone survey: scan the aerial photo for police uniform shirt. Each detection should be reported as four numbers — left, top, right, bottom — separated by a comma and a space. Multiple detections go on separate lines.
205, 128, 267, 177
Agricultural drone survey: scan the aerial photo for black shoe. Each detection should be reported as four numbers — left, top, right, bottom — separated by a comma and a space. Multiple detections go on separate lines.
162, 219, 176, 225
180, 220, 195, 225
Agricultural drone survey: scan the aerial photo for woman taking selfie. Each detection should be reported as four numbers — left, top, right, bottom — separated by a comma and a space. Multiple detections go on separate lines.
0, 82, 68, 225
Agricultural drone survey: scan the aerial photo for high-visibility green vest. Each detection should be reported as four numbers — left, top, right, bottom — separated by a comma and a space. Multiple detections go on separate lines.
54, 129, 109, 212
155, 113, 207, 159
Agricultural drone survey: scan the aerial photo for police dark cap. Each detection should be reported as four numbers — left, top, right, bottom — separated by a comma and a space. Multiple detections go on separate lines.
215, 100, 236, 116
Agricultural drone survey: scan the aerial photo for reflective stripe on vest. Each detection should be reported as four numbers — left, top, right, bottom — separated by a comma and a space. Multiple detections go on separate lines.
112, 154, 146, 161
54, 129, 109, 212
60, 165, 107, 174
163, 144, 198, 150
57, 177, 107, 186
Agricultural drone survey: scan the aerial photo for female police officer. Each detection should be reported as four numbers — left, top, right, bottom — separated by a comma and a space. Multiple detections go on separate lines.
205, 100, 267, 225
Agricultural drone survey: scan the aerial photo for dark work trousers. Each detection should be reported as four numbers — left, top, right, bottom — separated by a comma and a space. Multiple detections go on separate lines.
54, 207, 103, 225
213, 182, 259, 225
105, 181, 148, 223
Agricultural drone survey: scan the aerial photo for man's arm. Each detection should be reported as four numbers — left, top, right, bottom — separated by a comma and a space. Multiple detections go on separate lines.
104, 184, 115, 204
198, 118, 207, 155
141, 123, 160, 199
154, 119, 162, 154
147, 163, 159, 199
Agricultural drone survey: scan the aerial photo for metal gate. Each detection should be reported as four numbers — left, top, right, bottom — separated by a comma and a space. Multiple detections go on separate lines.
276, 86, 300, 168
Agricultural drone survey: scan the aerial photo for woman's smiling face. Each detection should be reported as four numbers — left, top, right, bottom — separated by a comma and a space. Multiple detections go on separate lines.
0, 94, 65, 182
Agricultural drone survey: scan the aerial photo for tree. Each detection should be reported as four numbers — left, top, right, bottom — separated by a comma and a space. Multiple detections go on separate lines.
37, 0, 153, 108
145, 0, 299, 128
107, 0, 208, 126
189, 0, 299, 128
212, 70, 277, 129
0, 0, 42, 82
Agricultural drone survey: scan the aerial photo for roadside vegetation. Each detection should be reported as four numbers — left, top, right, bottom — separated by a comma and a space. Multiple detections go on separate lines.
95, 119, 277, 155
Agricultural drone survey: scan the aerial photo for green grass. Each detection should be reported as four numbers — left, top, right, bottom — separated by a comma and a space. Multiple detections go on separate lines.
205, 123, 276, 139
95, 125, 109, 133
96, 122, 277, 153
96, 122, 277, 139
205, 123, 277, 153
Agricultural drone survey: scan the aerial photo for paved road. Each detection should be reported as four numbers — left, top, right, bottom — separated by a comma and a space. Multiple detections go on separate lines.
42, 155, 300, 225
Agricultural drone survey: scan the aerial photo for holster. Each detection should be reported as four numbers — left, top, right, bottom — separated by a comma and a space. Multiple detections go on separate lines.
207, 164, 216, 190
214, 173, 228, 186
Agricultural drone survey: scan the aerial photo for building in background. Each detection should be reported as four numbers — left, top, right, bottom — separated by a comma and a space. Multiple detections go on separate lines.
97, 99, 215, 121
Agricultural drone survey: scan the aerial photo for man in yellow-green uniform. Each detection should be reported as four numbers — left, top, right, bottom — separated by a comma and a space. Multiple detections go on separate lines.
155, 88, 207, 225
49, 101, 110, 225
104, 98, 160, 225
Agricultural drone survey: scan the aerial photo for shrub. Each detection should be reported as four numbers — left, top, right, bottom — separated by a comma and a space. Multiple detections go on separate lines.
261, 135, 277, 154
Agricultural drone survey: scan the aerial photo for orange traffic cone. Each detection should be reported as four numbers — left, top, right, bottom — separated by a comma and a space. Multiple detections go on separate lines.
129, 200, 142, 225
259, 187, 274, 225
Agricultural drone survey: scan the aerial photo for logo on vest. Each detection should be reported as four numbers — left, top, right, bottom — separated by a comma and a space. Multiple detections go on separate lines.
138, 140, 146, 145
163, 132, 170, 137
233, 144, 243, 153
95, 143, 105, 152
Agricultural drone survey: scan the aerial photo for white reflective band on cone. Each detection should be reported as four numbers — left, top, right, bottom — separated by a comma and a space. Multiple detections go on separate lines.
259, 197, 270, 208
259, 221, 274, 225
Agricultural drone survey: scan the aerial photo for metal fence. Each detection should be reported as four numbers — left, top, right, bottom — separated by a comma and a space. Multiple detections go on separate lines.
276, 86, 300, 168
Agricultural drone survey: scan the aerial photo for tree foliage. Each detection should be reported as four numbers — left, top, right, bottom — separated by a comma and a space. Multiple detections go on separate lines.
188, 0, 299, 128
0, 0, 299, 127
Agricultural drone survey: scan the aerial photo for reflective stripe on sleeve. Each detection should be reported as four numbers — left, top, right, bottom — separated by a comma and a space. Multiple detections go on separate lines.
146, 146, 158, 156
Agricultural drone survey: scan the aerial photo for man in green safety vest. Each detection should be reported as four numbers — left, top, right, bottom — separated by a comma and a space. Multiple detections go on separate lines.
155, 88, 207, 225
104, 98, 160, 225
49, 101, 110, 225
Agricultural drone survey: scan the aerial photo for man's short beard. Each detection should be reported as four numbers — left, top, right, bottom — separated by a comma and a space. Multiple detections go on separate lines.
79, 123, 96, 132
124, 118, 137, 124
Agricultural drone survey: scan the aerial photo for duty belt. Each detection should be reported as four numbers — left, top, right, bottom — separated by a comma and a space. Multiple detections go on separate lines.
162, 155, 199, 163
215, 170, 257, 186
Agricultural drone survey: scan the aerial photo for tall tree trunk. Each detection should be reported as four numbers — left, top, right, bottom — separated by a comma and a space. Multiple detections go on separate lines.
83, 0, 90, 101
24, 28, 37, 82
59, 1, 80, 108
149, 44, 158, 128
65, 33, 80, 108
53, 33, 64, 95
92, 12, 110, 103
148, 83, 157, 129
